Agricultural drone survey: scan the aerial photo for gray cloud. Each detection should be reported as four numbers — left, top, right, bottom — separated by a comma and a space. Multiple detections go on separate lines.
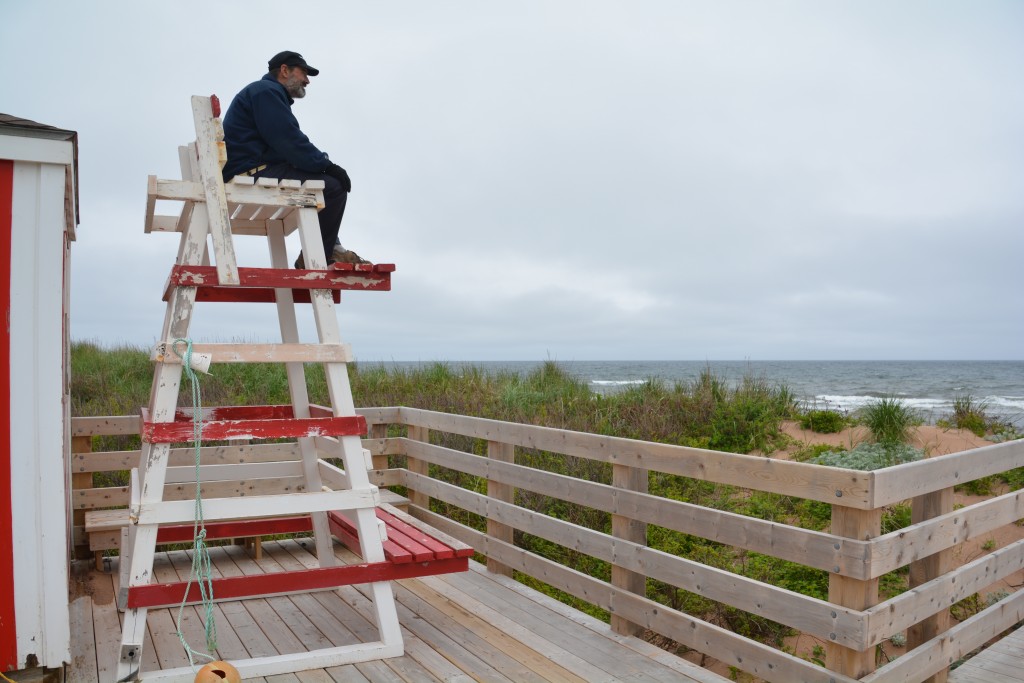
4, 1, 1022, 360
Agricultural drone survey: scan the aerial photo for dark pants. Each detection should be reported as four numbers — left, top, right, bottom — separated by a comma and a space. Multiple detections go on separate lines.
253, 163, 347, 264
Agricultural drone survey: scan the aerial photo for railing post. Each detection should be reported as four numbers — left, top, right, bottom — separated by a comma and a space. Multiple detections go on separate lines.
907, 486, 954, 683
368, 422, 388, 472
610, 461, 648, 637
827, 505, 881, 678
486, 440, 515, 577
71, 434, 93, 563
406, 425, 430, 511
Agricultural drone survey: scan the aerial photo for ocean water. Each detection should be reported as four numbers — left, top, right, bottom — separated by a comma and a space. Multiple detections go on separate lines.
356, 360, 1024, 426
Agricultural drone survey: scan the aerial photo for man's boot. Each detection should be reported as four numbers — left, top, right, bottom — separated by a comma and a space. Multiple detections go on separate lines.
331, 244, 370, 264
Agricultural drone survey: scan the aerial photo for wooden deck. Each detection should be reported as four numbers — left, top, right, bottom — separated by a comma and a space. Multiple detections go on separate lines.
68, 539, 726, 682
948, 625, 1024, 683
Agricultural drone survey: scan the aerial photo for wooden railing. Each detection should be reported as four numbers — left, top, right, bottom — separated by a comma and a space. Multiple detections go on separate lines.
71, 409, 1024, 683
67, 414, 403, 562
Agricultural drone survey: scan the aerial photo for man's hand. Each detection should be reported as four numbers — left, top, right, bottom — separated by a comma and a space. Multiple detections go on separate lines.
325, 163, 352, 192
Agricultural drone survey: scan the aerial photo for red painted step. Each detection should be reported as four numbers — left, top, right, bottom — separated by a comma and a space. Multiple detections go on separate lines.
163, 264, 393, 304
141, 405, 367, 443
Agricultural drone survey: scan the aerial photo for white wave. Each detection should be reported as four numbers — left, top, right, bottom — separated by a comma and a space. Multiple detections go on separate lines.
807, 394, 1024, 423
982, 395, 1024, 410
590, 379, 647, 386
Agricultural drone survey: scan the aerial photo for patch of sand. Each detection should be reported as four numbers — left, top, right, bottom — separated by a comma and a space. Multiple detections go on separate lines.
777, 420, 992, 457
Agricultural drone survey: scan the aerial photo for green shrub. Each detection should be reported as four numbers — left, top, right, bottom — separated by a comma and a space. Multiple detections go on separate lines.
879, 568, 909, 599
692, 372, 797, 454
1003, 466, 1024, 490
956, 475, 997, 496
792, 498, 832, 531
882, 503, 912, 534
860, 397, 918, 446
950, 594, 982, 621
799, 409, 847, 434
791, 442, 844, 463
813, 442, 923, 471
987, 428, 1024, 444
743, 553, 828, 601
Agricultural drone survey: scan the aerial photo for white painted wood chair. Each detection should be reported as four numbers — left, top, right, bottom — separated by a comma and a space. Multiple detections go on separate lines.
114, 96, 462, 682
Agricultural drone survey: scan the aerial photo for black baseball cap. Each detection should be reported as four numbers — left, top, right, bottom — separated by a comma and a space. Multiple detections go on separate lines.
268, 51, 319, 76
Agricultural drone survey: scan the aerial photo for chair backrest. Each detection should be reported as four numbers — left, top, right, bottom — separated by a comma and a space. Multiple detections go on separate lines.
190, 94, 239, 285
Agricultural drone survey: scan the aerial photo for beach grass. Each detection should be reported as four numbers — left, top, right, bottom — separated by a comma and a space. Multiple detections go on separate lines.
71, 342, 799, 454
860, 396, 919, 446
951, 393, 990, 437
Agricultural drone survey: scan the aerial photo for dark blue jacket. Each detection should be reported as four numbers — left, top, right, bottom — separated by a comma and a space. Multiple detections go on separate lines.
222, 73, 329, 179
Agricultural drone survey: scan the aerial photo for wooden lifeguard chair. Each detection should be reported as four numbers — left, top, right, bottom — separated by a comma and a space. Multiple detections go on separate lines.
115, 96, 469, 682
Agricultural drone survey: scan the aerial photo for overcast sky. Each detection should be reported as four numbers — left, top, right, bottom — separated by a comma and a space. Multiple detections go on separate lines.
4, 1, 1022, 361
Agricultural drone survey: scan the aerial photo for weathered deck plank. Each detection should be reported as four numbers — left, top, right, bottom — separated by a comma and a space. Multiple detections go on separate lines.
457, 562, 732, 683
324, 664, 371, 682
950, 661, 1023, 683
431, 561, 669, 681
67, 595, 98, 683
87, 571, 122, 682
949, 626, 1024, 683
69, 539, 723, 682
393, 578, 551, 682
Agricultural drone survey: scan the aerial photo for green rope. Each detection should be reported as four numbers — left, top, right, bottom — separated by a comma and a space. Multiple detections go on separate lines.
170, 338, 218, 668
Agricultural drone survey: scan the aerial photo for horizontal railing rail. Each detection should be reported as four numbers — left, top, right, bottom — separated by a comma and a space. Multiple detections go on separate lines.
870, 440, 1024, 507
388, 407, 877, 508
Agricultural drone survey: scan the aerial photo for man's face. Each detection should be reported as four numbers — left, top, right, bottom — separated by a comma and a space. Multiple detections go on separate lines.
281, 66, 310, 99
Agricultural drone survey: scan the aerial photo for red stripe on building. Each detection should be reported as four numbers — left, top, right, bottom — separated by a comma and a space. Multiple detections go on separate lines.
0, 159, 17, 671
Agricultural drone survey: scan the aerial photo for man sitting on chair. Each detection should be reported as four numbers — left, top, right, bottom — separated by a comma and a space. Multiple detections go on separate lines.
222, 50, 367, 267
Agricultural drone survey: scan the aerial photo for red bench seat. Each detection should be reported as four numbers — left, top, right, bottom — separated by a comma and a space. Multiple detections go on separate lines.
125, 504, 472, 609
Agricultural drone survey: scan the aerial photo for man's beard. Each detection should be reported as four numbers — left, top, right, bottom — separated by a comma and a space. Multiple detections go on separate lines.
284, 76, 306, 99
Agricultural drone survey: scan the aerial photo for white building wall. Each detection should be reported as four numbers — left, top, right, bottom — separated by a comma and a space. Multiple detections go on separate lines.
8, 157, 71, 668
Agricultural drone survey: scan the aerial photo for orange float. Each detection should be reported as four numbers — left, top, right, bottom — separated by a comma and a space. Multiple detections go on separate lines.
194, 660, 241, 682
